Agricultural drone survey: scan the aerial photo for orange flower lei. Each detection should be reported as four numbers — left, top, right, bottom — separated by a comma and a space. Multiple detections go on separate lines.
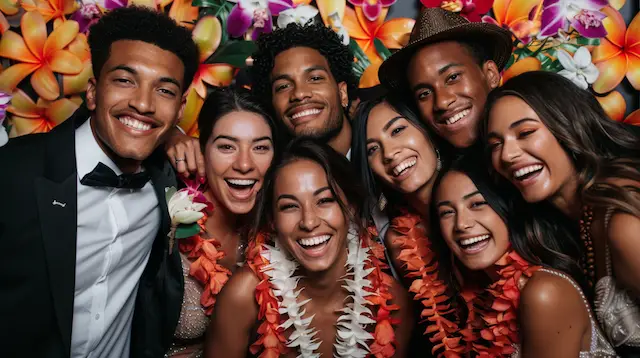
246, 230, 399, 357
462, 250, 540, 356
388, 212, 464, 357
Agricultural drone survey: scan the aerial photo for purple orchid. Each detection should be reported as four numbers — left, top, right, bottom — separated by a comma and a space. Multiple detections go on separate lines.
539, 0, 608, 38
348, 0, 396, 22
70, 0, 128, 33
227, 0, 293, 40
0, 91, 10, 147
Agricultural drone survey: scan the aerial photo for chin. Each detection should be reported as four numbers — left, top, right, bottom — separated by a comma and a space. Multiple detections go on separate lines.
225, 200, 257, 215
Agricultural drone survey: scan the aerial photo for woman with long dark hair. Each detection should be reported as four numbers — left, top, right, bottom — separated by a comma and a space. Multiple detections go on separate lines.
166, 87, 278, 357
431, 154, 616, 357
483, 71, 640, 350
205, 138, 413, 358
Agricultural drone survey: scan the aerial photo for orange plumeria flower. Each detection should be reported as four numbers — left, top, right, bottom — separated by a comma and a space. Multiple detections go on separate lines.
591, 7, 640, 94
0, 0, 20, 33
0, 11, 82, 101
482, 0, 540, 43
63, 33, 93, 95
343, 6, 414, 63
7, 89, 80, 136
21, 0, 77, 24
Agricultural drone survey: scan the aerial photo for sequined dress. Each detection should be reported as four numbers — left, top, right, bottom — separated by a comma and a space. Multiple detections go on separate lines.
165, 254, 210, 358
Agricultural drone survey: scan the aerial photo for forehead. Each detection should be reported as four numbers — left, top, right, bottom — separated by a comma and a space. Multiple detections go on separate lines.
436, 171, 476, 200
275, 159, 328, 195
272, 47, 333, 78
407, 41, 479, 78
103, 40, 185, 84
367, 102, 402, 131
212, 111, 272, 138
488, 96, 540, 130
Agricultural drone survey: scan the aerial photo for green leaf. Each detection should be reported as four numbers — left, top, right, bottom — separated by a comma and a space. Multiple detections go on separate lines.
543, 59, 564, 72
349, 40, 371, 69
209, 41, 258, 67
373, 38, 392, 61
576, 37, 601, 46
165, 186, 177, 203
559, 43, 580, 53
175, 223, 201, 239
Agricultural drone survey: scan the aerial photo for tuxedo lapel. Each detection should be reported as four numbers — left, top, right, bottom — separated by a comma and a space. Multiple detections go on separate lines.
33, 111, 85, 354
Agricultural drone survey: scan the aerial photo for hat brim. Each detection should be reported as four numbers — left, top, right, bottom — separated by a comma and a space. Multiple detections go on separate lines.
378, 22, 513, 94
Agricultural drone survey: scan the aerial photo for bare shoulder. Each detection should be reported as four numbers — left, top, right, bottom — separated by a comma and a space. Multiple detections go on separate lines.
217, 266, 260, 307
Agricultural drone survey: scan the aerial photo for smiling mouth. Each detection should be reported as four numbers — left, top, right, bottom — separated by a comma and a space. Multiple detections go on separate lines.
513, 164, 543, 181
458, 234, 491, 253
296, 235, 332, 257
392, 157, 417, 177
441, 108, 471, 126
118, 116, 154, 131
290, 108, 322, 123
224, 179, 257, 200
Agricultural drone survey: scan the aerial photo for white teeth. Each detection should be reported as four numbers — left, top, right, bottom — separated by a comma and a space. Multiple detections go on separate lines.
119, 116, 152, 131
392, 157, 417, 177
445, 109, 470, 125
459, 234, 490, 246
513, 164, 543, 179
226, 179, 256, 186
298, 235, 331, 247
291, 108, 321, 119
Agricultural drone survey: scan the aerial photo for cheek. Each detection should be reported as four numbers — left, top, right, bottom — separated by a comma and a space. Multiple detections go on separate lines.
368, 157, 386, 179
274, 212, 298, 238
206, 150, 233, 177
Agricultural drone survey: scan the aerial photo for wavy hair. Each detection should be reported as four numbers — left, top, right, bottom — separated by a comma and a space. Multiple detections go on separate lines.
482, 71, 640, 217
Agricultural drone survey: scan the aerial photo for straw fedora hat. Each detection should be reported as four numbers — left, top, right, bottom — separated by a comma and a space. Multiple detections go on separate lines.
378, 8, 513, 92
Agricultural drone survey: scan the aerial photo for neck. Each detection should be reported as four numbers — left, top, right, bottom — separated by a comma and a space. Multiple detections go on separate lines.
328, 116, 352, 157
549, 176, 582, 220
406, 174, 436, 222
204, 189, 240, 238
89, 119, 142, 174
300, 249, 348, 304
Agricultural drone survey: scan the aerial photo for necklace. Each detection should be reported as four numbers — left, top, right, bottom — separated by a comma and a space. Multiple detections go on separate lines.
579, 206, 596, 289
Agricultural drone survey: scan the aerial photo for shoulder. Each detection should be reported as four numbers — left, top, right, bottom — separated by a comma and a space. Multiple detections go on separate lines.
217, 266, 260, 307
520, 270, 589, 327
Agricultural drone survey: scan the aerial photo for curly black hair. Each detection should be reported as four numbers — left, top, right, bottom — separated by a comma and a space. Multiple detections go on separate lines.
87, 6, 199, 93
250, 22, 357, 106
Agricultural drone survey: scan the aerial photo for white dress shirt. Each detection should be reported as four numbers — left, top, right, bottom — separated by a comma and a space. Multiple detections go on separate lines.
71, 119, 161, 358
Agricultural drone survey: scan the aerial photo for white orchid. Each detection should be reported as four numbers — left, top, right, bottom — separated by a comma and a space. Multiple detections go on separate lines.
557, 47, 599, 90
0, 91, 10, 147
328, 11, 350, 46
277, 4, 318, 29
166, 187, 208, 226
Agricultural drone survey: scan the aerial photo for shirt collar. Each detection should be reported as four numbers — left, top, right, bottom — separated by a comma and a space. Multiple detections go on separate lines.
346, 148, 351, 161
75, 118, 122, 179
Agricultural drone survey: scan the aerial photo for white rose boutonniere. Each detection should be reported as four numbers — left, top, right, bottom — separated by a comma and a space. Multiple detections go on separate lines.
165, 186, 208, 252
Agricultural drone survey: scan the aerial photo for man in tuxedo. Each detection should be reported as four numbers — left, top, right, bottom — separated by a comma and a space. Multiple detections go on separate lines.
0, 6, 198, 358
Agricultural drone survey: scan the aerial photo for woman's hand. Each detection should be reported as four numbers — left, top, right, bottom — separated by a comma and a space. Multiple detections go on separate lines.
165, 127, 206, 178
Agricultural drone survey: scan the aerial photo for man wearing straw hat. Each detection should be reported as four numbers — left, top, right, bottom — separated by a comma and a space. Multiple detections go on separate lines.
378, 8, 513, 153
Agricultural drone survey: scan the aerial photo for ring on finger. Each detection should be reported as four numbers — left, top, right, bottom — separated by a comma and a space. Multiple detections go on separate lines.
175, 157, 186, 163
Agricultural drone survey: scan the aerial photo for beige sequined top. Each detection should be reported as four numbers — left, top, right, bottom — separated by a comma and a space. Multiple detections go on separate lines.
165, 254, 209, 358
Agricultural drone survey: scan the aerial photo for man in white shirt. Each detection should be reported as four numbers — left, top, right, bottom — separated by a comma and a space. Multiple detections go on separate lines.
0, 7, 198, 358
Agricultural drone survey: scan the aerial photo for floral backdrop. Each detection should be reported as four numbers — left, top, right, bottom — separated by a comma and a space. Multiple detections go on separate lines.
0, 0, 638, 145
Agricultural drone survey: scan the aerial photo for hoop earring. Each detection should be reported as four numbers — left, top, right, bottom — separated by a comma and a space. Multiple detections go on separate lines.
436, 148, 442, 172
378, 193, 387, 212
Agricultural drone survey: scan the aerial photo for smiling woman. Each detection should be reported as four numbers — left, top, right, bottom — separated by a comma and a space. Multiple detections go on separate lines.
204, 138, 413, 358
166, 87, 278, 358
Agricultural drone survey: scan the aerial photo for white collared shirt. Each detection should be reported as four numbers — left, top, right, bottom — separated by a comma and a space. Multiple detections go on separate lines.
71, 119, 160, 358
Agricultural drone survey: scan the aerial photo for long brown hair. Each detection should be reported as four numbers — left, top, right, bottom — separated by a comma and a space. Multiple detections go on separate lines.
482, 71, 640, 216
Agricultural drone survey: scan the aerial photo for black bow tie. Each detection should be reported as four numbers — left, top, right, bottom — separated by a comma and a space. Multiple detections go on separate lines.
80, 162, 151, 189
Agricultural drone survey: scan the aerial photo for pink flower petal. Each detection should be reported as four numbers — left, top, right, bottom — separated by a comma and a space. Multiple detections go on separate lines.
362, 1, 382, 22
227, 4, 253, 38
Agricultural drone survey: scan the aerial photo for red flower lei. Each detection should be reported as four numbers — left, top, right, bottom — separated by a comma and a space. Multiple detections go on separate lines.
462, 250, 540, 356
388, 212, 464, 357
246, 230, 400, 357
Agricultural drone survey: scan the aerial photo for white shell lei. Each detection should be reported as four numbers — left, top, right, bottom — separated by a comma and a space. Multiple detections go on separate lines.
260, 226, 376, 358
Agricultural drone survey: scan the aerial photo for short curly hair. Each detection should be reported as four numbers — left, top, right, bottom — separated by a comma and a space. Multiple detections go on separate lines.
250, 23, 357, 105
88, 6, 199, 93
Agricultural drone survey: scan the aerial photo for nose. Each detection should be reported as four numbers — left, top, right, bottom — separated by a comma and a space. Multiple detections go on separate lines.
232, 147, 255, 174
128, 84, 155, 114
299, 205, 320, 232
500, 138, 523, 164
290, 81, 312, 102
454, 209, 474, 232
434, 87, 456, 112
382, 143, 401, 165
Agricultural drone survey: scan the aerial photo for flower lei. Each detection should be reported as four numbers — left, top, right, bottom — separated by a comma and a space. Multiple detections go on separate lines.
389, 212, 464, 357
246, 227, 399, 357
168, 179, 233, 316
461, 250, 540, 356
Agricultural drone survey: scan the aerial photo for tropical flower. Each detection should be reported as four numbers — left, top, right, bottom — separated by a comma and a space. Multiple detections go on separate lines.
0, 91, 10, 147
625, 109, 640, 125
348, 0, 395, 22
166, 187, 208, 225
422, 0, 493, 23
62, 33, 93, 95
20, 0, 77, 24
596, 90, 626, 121
343, 6, 414, 63
538, 0, 608, 38
70, 0, 127, 33
482, 0, 540, 43
0, 11, 82, 100
226, 0, 293, 40
7, 89, 80, 136
328, 11, 349, 45
591, 7, 640, 93
557, 47, 599, 89
277, 3, 317, 28
0, 0, 21, 34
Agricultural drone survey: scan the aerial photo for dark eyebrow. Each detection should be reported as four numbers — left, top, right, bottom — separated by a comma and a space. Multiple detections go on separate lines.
108, 65, 181, 88
276, 194, 297, 202
411, 63, 463, 93
487, 118, 539, 139
253, 136, 272, 143
436, 200, 452, 208
463, 191, 481, 200
314, 187, 330, 196
271, 65, 329, 84
366, 116, 404, 144
213, 135, 237, 142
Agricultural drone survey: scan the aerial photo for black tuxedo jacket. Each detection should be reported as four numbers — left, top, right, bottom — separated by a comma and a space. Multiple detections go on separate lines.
0, 106, 184, 358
